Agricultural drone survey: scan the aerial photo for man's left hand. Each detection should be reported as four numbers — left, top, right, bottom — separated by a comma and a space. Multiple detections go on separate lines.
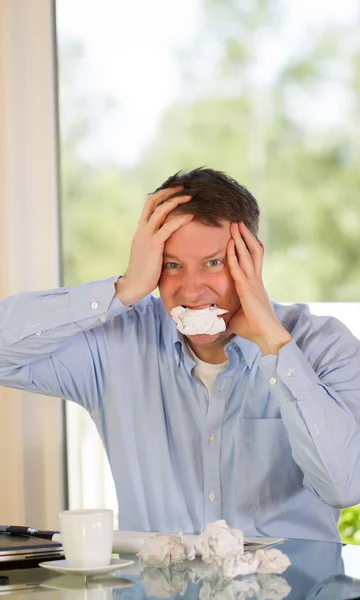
227, 222, 292, 356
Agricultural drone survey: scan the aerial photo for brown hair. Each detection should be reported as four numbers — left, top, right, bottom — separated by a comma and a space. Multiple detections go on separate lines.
151, 167, 260, 237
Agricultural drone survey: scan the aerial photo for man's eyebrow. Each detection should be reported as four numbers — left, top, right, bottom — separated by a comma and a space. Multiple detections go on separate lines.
163, 248, 227, 261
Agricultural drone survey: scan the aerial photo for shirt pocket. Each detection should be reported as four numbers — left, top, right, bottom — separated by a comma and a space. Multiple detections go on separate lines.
233, 418, 301, 513
238, 417, 291, 452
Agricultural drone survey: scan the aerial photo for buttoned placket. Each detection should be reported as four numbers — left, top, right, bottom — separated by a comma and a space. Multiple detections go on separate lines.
202, 346, 241, 525
202, 377, 228, 523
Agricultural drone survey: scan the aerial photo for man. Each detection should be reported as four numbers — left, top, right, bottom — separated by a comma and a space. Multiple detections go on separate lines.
1, 168, 360, 542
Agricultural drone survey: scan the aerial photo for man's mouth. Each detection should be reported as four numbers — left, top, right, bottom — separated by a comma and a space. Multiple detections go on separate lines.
181, 304, 218, 310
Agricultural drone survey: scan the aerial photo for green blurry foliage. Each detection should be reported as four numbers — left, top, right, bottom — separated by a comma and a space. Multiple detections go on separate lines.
338, 505, 360, 545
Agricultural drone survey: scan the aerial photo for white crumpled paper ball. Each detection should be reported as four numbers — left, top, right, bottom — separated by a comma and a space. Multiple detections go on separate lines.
136, 520, 291, 582
170, 305, 228, 335
199, 521, 290, 579
137, 533, 195, 568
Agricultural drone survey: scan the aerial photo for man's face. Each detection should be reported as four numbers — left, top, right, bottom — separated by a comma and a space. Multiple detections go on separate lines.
158, 219, 241, 347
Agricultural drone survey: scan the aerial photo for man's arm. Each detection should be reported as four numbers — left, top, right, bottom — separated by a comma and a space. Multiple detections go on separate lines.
0, 277, 131, 410
258, 323, 360, 509
226, 221, 360, 508
0, 187, 193, 409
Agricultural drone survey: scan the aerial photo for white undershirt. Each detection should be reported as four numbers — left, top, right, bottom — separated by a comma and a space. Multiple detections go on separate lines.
186, 344, 229, 397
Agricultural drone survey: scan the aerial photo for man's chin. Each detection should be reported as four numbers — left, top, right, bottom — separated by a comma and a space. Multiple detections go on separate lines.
185, 331, 224, 345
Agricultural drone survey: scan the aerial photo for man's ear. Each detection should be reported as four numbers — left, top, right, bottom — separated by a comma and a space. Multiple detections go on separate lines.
258, 240, 265, 255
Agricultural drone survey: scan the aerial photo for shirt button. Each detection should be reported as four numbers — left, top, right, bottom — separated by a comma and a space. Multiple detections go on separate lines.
269, 377, 277, 385
208, 492, 216, 502
91, 300, 98, 310
285, 369, 294, 377
35, 331, 42, 336
208, 434, 216, 444
98, 315, 106, 323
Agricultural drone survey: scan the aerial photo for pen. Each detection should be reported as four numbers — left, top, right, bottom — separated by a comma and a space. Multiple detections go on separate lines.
0, 525, 60, 541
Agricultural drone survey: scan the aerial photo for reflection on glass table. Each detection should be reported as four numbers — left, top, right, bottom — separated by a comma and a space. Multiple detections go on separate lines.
1, 538, 360, 600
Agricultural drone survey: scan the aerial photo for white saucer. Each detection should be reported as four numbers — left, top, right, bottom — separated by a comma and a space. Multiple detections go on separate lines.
40, 575, 133, 591
39, 557, 134, 576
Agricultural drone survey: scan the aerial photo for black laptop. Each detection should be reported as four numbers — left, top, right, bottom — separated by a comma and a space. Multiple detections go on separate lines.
0, 533, 63, 569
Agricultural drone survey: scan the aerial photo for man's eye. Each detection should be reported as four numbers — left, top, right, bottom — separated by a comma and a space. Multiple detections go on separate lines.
164, 262, 179, 270
207, 259, 222, 267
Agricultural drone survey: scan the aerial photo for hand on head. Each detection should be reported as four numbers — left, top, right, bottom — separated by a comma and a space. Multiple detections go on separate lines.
227, 222, 291, 354
115, 187, 193, 306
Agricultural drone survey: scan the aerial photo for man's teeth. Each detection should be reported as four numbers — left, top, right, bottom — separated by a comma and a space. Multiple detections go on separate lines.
182, 304, 218, 309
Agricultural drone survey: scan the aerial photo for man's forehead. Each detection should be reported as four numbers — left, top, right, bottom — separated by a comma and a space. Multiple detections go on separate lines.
163, 220, 230, 260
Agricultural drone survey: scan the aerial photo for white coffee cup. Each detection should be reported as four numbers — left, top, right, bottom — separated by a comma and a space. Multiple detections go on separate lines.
59, 508, 114, 568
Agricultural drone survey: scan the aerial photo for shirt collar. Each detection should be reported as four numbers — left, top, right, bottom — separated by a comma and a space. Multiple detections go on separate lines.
230, 336, 261, 368
159, 297, 267, 368
170, 318, 259, 369
173, 329, 188, 368
158, 303, 187, 367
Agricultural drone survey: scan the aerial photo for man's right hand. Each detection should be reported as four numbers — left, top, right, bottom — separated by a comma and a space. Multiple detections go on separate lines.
115, 187, 193, 306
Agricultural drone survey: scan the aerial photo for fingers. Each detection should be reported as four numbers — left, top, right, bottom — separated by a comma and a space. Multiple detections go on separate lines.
230, 222, 254, 277
230, 223, 263, 277
148, 194, 192, 232
227, 239, 246, 288
139, 186, 184, 223
238, 222, 263, 275
156, 213, 194, 243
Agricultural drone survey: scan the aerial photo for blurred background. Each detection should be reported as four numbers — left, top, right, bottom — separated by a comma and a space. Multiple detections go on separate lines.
1, 0, 359, 543
56, 0, 360, 543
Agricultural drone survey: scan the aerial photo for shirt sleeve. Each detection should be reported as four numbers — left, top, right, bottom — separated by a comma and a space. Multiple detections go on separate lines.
258, 325, 360, 509
0, 276, 132, 412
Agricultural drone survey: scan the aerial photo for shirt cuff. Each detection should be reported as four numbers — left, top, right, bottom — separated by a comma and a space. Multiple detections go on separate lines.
70, 276, 132, 329
258, 339, 320, 403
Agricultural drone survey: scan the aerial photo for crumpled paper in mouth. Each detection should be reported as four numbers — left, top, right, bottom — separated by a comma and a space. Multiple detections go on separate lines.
137, 520, 291, 581
170, 305, 228, 335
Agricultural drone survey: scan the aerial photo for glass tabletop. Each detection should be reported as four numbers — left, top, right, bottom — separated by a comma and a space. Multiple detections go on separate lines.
1, 538, 360, 600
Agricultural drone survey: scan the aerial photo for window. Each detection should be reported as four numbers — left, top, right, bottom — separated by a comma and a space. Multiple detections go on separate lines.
56, 0, 360, 542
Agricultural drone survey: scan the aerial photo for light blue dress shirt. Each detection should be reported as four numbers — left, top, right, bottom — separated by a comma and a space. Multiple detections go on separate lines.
1, 276, 360, 542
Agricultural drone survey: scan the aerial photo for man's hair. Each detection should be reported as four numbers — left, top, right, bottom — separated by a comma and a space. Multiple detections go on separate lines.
152, 167, 260, 237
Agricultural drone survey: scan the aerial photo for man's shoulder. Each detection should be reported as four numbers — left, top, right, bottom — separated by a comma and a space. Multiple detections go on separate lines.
272, 300, 357, 349
130, 294, 166, 318
108, 294, 172, 347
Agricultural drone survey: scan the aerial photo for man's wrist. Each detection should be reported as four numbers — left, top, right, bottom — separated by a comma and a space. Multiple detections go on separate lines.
255, 325, 292, 356
114, 277, 140, 307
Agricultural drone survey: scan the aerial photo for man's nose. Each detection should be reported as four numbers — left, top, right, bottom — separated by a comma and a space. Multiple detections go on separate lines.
180, 272, 206, 302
